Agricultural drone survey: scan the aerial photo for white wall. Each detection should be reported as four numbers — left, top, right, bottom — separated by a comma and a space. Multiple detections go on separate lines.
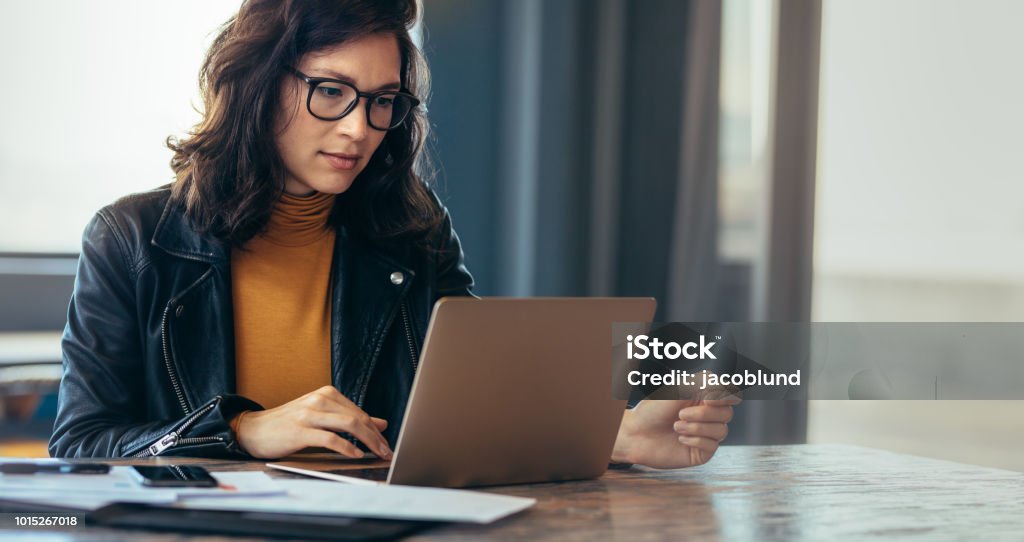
0, 1, 241, 253
811, 0, 1024, 471
814, 0, 1024, 287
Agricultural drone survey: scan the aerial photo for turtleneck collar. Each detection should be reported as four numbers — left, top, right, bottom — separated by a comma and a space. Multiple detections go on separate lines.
261, 191, 337, 246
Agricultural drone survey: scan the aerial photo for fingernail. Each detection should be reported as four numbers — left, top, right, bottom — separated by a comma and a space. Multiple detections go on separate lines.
674, 421, 688, 434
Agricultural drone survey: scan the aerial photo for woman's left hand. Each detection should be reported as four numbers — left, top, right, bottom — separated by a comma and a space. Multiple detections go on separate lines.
610, 391, 741, 469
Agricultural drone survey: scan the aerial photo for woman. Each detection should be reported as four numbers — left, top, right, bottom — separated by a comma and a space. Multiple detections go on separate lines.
49, 0, 737, 467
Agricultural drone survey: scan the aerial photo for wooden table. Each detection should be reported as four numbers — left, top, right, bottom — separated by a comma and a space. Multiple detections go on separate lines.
3, 444, 1023, 540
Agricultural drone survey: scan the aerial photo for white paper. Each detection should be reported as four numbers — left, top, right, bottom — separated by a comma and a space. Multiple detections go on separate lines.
8, 491, 178, 510
178, 471, 286, 499
180, 479, 536, 524
0, 468, 284, 509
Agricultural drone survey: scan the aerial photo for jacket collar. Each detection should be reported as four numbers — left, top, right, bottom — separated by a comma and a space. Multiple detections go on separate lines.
151, 196, 229, 264
149, 193, 417, 273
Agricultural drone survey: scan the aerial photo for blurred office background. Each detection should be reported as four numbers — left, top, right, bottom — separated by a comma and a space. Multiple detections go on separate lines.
1, 0, 1022, 469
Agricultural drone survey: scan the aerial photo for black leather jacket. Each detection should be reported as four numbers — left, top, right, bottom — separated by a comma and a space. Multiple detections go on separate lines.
49, 186, 474, 458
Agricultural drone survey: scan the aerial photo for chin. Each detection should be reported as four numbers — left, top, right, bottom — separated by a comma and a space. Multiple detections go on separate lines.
308, 173, 358, 195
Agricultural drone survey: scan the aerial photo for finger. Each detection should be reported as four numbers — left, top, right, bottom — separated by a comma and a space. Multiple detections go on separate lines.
314, 394, 390, 448
313, 411, 392, 459
300, 389, 390, 456
318, 396, 388, 433
679, 405, 734, 423
305, 429, 363, 459
309, 386, 359, 411
674, 421, 729, 441
702, 396, 742, 406
701, 386, 743, 402
678, 435, 720, 454
307, 395, 387, 446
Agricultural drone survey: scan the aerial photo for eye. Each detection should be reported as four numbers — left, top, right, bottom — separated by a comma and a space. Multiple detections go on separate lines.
315, 84, 346, 99
373, 96, 395, 107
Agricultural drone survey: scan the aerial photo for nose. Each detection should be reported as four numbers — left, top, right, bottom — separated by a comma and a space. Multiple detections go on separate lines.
334, 97, 369, 142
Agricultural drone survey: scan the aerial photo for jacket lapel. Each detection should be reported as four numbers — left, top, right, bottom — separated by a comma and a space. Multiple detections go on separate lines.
331, 228, 415, 406
150, 198, 235, 409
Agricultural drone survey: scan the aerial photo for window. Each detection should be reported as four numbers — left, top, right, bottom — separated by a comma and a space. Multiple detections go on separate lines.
810, 0, 1024, 471
0, 1, 241, 253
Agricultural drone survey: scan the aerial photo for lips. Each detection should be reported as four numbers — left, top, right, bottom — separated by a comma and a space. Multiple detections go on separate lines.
321, 151, 361, 171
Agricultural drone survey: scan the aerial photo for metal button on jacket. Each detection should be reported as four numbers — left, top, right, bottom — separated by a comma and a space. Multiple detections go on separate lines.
390, 271, 404, 285
175, 305, 185, 318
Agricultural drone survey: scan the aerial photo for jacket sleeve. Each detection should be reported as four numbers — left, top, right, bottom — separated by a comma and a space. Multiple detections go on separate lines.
49, 210, 260, 459
432, 200, 476, 299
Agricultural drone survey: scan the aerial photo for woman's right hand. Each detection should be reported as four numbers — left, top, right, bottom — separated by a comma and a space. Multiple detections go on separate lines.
233, 386, 392, 460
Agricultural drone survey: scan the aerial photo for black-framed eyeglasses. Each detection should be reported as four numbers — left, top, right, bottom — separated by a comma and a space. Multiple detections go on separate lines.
288, 67, 420, 131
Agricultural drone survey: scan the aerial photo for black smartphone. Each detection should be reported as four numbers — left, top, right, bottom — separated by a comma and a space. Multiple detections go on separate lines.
130, 465, 218, 488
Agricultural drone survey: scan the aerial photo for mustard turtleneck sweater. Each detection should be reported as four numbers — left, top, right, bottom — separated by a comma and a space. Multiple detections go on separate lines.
231, 191, 337, 409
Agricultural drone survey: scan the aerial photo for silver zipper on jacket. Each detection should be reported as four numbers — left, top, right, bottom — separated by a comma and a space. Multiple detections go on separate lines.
355, 336, 386, 409
354, 300, 417, 408
399, 301, 419, 372
131, 400, 222, 457
161, 304, 190, 416
158, 263, 216, 417
135, 264, 219, 457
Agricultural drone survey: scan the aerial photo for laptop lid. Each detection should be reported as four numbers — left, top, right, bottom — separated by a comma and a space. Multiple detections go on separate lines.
387, 297, 656, 488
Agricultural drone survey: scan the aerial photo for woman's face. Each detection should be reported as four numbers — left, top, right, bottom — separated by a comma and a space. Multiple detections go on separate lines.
275, 33, 400, 196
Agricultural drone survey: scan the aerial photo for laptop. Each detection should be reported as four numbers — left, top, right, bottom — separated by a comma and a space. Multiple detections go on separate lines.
270, 297, 657, 488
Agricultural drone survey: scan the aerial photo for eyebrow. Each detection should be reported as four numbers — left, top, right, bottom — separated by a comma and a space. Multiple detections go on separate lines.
308, 69, 401, 91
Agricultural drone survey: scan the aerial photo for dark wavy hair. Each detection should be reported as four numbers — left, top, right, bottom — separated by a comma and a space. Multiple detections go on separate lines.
168, 0, 442, 248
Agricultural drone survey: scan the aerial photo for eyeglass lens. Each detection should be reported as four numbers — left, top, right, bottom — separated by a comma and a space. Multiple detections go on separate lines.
309, 81, 414, 129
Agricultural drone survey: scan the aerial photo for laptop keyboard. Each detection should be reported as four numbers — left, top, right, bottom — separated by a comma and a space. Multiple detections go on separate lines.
326, 467, 390, 482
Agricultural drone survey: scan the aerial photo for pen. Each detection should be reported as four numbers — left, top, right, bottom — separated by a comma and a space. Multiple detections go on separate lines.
0, 462, 111, 475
